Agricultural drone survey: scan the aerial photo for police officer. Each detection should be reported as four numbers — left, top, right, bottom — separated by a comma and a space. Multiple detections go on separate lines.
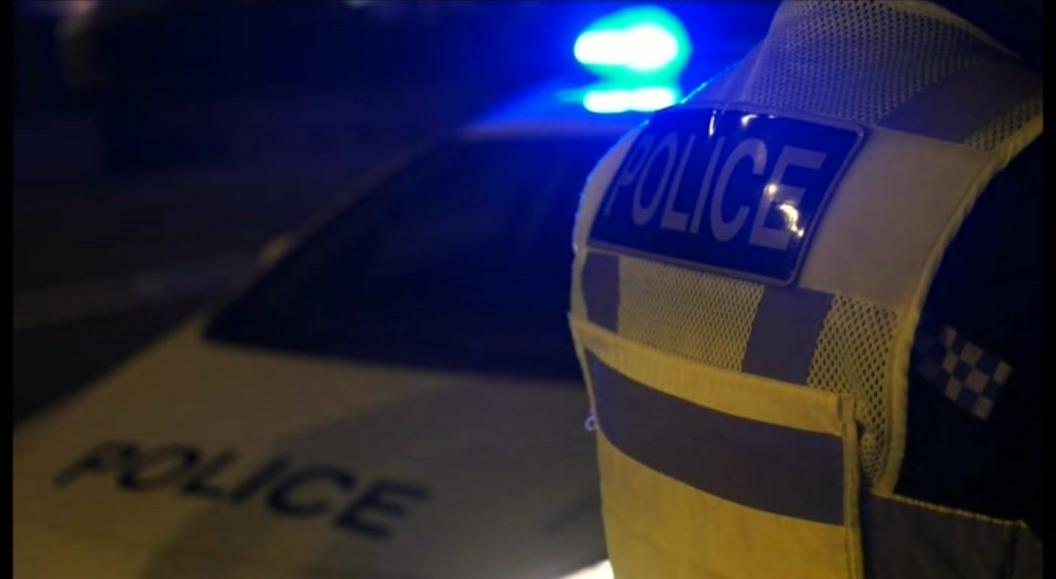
569, 1, 1042, 577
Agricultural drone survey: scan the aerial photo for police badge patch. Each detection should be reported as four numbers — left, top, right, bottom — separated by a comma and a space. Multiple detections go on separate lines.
589, 105, 865, 286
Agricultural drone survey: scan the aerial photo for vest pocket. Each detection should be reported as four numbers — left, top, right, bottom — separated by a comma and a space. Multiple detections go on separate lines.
861, 493, 1042, 579
572, 318, 864, 578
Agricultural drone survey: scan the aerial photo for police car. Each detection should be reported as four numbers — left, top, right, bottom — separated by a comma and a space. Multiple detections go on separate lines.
13, 7, 706, 579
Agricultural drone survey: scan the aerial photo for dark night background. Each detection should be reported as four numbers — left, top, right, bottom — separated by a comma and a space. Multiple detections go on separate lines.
12, 1, 779, 425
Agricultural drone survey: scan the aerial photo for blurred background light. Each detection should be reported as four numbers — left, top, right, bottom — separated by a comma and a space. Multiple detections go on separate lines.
580, 83, 680, 114
573, 5, 691, 82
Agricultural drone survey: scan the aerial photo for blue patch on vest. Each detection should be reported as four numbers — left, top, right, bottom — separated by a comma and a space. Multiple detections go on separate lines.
589, 106, 864, 285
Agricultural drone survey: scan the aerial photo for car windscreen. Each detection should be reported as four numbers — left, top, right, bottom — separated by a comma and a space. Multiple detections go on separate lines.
205, 136, 616, 380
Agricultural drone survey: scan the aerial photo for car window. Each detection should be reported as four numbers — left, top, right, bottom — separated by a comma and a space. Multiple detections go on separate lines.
205, 137, 616, 379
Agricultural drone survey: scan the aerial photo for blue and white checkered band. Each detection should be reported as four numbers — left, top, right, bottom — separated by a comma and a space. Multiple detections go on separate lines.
911, 316, 1013, 421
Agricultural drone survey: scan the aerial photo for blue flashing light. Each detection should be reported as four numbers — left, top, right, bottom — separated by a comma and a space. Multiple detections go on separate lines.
574, 6, 692, 82
580, 83, 681, 114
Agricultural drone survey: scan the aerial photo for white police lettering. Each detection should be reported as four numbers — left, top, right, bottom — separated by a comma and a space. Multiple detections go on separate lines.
603, 133, 655, 217
659, 133, 697, 232
614, 134, 820, 247
711, 138, 765, 242
589, 106, 864, 284
631, 132, 678, 226
689, 136, 726, 234
749, 146, 827, 251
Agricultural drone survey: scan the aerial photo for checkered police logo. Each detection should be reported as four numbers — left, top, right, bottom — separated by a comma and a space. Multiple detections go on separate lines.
911, 316, 1012, 421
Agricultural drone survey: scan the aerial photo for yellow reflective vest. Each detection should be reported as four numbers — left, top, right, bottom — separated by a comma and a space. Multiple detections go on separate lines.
569, 2, 1042, 577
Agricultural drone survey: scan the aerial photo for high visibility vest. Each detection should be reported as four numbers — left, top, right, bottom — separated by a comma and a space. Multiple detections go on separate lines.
568, 2, 1043, 577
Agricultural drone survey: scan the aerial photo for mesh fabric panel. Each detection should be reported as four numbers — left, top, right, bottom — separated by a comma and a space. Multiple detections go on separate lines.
618, 256, 764, 372
580, 0, 1039, 488
807, 295, 900, 482
963, 96, 1043, 151
731, 1, 1010, 124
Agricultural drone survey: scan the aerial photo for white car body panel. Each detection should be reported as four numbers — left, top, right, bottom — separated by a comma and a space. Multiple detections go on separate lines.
15, 316, 605, 578
15, 86, 644, 578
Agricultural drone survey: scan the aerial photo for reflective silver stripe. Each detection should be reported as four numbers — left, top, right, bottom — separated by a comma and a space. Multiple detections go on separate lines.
741, 286, 833, 384
581, 252, 620, 332
877, 60, 1041, 142
588, 352, 845, 524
